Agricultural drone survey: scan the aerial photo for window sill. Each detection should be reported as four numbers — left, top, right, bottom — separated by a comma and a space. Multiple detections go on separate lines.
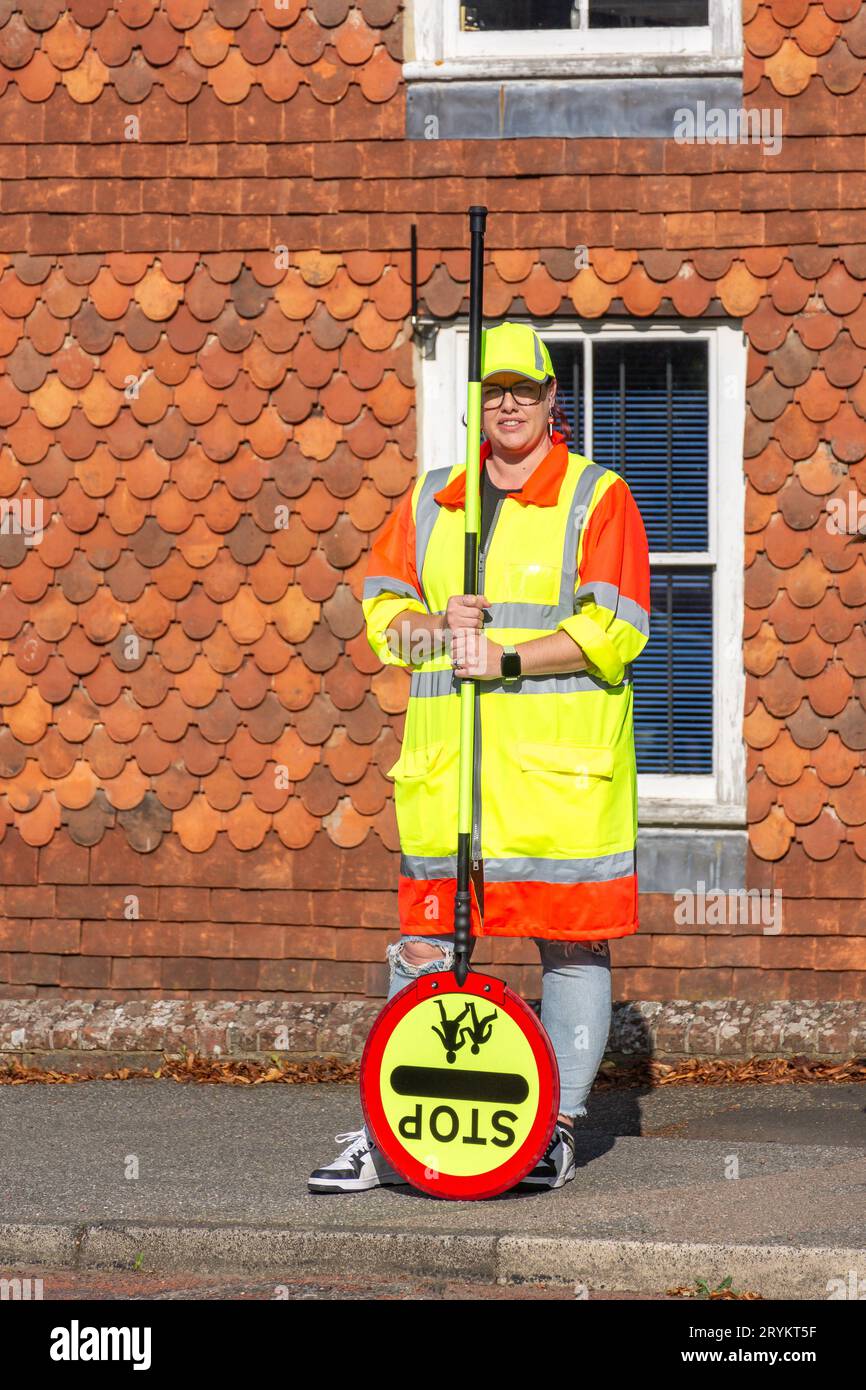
404, 55, 743, 81
638, 799, 746, 829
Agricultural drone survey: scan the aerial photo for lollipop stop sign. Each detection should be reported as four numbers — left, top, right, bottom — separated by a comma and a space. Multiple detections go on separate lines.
361, 207, 560, 1200
361, 969, 559, 1200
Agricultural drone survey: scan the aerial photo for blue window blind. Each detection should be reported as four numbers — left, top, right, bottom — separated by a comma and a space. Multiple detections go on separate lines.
543, 336, 713, 776
593, 341, 708, 550
636, 570, 713, 774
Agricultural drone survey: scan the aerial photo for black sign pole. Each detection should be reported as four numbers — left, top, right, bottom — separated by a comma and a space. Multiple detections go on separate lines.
453, 206, 487, 987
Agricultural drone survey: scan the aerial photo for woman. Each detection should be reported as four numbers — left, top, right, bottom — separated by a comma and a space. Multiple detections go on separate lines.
309, 322, 650, 1194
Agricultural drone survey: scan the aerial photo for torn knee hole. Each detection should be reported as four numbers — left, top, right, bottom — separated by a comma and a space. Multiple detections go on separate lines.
400, 941, 449, 967
388, 938, 454, 980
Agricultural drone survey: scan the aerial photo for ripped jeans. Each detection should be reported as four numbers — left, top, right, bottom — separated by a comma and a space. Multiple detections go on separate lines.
385, 934, 612, 1119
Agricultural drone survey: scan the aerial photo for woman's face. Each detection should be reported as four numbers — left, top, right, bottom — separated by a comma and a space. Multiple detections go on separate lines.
481, 370, 556, 456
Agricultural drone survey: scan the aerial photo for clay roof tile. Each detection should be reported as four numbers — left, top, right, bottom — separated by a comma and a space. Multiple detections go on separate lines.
750, 804, 795, 860
796, 4, 841, 55
818, 35, 864, 92
799, 808, 845, 859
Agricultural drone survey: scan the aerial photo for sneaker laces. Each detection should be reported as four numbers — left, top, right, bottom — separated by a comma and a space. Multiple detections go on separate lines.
333, 1128, 370, 1156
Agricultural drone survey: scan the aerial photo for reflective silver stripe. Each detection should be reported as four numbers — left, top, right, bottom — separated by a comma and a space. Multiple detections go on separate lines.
363, 575, 424, 603
487, 600, 568, 629
410, 668, 457, 698
409, 669, 630, 697
399, 851, 635, 882
400, 853, 457, 878
617, 595, 650, 637
414, 467, 452, 599
484, 851, 636, 884
485, 671, 630, 695
558, 463, 608, 610
576, 580, 618, 610
576, 581, 650, 638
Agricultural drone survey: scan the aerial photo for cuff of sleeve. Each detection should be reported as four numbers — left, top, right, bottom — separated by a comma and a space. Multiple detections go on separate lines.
557, 613, 625, 686
363, 596, 429, 668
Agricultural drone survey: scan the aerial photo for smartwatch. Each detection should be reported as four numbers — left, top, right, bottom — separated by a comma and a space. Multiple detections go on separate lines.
501, 645, 522, 683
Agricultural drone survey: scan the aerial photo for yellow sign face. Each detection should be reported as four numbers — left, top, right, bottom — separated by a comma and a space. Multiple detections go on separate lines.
378, 990, 541, 1179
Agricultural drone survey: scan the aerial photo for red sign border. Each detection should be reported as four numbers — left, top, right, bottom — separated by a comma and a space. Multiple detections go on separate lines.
360, 969, 560, 1201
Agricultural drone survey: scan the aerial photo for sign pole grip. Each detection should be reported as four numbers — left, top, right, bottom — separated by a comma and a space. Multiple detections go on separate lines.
454, 205, 487, 987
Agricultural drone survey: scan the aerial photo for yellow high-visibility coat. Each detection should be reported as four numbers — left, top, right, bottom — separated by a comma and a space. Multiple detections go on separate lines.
362, 432, 651, 943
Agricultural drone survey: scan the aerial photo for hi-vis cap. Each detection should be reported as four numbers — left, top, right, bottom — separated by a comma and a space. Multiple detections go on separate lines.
480, 321, 554, 384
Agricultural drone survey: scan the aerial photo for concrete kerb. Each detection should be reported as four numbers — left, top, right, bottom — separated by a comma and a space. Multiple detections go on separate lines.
0, 1222, 861, 1298
495, 1237, 866, 1299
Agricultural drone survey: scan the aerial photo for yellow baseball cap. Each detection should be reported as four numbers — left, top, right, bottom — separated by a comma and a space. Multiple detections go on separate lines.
480, 321, 554, 384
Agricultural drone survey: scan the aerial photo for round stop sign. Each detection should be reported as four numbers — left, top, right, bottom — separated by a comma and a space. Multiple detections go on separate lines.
361, 969, 559, 1200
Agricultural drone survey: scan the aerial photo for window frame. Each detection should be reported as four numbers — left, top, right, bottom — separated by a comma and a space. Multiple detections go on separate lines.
417, 317, 747, 828
406, 0, 743, 78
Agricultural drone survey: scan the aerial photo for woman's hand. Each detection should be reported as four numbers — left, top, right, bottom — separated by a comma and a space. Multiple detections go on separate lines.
445, 593, 491, 632
450, 629, 503, 680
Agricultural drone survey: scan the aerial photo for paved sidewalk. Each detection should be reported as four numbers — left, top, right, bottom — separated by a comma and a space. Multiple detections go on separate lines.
1, 1079, 864, 1298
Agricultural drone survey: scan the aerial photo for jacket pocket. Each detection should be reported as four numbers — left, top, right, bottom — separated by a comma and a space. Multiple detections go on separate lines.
385, 741, 455, 856
513, 743, 616, 858
503, 562, 561, 606
385, 741, 446, 782
517, 743, 614, 779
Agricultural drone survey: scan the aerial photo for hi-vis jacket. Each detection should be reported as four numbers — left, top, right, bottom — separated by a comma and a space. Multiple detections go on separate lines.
362, 430, 651, 944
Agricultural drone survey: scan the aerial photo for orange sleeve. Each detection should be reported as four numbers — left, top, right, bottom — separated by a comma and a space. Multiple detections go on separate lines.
363, 488, 426, 608
362, 486, 430, 667
556, 477, 650, 684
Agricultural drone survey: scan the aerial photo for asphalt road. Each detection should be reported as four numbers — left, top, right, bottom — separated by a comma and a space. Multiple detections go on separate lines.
0, 1079, 863, 1299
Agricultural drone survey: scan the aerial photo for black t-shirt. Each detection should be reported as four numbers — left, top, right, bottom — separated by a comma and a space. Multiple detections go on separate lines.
480, 463, 516, 555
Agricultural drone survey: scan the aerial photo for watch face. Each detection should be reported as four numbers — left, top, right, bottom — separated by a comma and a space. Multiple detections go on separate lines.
501, 650, 521, 681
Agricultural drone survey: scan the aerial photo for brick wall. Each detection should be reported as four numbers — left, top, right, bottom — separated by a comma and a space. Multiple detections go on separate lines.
0, 1, 864, 1054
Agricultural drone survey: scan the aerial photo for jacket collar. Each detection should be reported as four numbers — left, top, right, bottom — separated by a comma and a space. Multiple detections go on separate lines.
432, 431, 569, 509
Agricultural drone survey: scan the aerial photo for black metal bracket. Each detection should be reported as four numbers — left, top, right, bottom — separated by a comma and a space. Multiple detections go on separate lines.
410, 223, 440, 358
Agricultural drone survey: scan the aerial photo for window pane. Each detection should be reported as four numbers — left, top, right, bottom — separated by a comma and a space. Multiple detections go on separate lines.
462, 2, 578, 32
589, 1, 708, 26
635, 570, 713, 775
592, 340, 709, 552
546, 342, 584, 453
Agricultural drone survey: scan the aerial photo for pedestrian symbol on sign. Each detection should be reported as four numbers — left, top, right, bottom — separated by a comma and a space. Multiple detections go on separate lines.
431, 1000, 471, 1062
430, 999, 499, 1063
463, 1003, 498, 1054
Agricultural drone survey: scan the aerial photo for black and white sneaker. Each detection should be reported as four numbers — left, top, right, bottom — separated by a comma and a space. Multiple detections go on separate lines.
308, 1126, 407, 1194
517, 1122, 576, 1189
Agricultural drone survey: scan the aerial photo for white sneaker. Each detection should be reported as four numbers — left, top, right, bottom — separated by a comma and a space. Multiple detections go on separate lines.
517, 1122, 576, 1189
308, 1126, 407, 1193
